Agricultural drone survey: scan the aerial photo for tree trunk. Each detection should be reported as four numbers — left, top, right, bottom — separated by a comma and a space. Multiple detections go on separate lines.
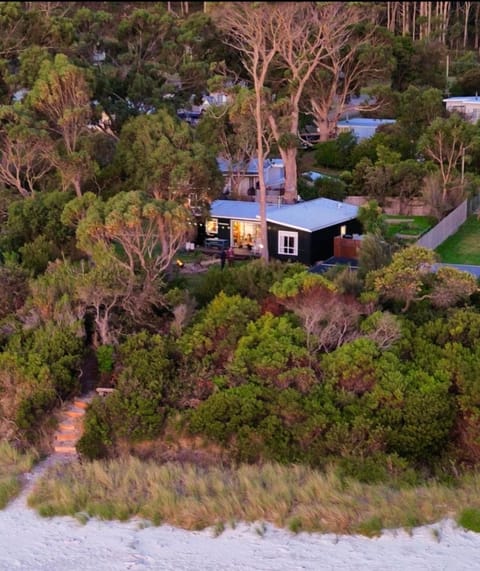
73, 174, 82, 198
412, 1, 416, 40
476, 4, 480, 50
255, 95, 269, 262
464, 2, 472, 48
279, 147, 298, 204
317, 118, 331, 143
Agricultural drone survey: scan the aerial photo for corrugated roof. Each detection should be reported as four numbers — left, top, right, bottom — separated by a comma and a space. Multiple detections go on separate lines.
210, 200, 280, 221
444, 96, 480, 103
266, 198, 358, 232
216, 157, 284, 175
210, 198, 358, 232
337, 118, 396, 127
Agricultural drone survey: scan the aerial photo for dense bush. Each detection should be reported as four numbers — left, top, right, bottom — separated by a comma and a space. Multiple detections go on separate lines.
228, 313, 314, 391
190, 259, 305, 307
110, 332, 175, 439
0, 322, 83, 443
298, 176, 347, 202
1, 191, 77, 272
177, 292, 261, 385
314, 132, 357, 170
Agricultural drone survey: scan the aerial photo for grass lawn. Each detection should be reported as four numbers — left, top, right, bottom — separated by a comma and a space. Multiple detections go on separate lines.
435, 215, 480, 264
384, 215, 436, 240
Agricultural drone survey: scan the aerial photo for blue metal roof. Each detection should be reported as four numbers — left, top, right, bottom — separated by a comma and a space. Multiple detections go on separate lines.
337, 118, 396, 127
210, 198, 358, 232
443, 96, 480, 103
301, 171, 335, 181
216, 157, 284, 175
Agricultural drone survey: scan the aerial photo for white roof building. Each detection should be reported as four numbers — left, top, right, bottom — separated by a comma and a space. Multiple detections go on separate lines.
443, 96, 480, 123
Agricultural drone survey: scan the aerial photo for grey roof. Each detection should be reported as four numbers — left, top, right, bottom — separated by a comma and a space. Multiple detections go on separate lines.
210, 198, 358, 232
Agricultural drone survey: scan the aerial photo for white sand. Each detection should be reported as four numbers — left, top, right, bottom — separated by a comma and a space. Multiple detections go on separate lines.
2, 458, 480, 570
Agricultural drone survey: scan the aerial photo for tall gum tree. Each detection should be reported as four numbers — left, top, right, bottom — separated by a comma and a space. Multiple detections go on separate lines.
305, 3, 390, 143
213, 2, 281, 262
63, 191, 194, 321
266, 2, 339, 203
28, 54, 94, 197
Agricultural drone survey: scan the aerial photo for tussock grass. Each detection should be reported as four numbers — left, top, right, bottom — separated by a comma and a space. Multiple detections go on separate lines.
0, 440, 38, 508
27, 457, 480, 535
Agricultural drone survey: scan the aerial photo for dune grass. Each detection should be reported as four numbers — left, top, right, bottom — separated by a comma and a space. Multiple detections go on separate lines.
27, 457, 480, 536
0, 440, 38, 508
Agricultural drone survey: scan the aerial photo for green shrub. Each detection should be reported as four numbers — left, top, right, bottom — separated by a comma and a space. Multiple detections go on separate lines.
77, 398, 113, 460
228, 313, 311, 389
190, 259, 306, 307
314, 132, 357, 170
189, 384, 272, 445
458, 507, 480, 532
177, 292, 260, 382
288, 516, 303, 534
96, 345, 114, 375
357, 516, 383, 537
19, 235, 61, 276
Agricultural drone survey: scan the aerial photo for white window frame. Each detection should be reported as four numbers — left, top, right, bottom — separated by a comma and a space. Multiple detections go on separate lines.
278, 230, 298, 256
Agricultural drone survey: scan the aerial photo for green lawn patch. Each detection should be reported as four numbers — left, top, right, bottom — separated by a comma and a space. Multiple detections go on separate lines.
385, 215, 436, 239
435, 216, 480, 265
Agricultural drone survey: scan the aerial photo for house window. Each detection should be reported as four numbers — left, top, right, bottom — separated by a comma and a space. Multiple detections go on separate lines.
340, 225, 347, 236
278, 231, 298, 256
206, 219, 218, 236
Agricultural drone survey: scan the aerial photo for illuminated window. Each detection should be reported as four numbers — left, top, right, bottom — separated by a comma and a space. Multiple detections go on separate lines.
206, 219, 218, 236
278, 231, 298, 256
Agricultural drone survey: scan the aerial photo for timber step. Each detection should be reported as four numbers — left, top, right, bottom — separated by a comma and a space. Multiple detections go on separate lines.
55, 431, 82, 442
54, 443, 77, 454
58, 420, 80, 432
52, 393, 94, 455
64, 406, 85, 419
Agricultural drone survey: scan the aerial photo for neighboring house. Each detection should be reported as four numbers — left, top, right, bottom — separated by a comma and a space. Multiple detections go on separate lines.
207, 198, 361, 266
336, 118, 396, 140
301, 171, 336, 183
217, 157, 286, 201
443, 96, 480, 123
177, 91, 231, 126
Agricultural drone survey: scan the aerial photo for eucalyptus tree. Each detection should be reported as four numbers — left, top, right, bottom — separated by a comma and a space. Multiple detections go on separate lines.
212, 2, 281, 262
62, 190, 194, 322
418, 113, 479, 203
114, 106, 222, 211
28, 54, 96, 197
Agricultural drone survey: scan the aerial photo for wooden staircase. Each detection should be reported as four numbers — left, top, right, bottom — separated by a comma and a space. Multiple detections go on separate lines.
53, 394, 94, 455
